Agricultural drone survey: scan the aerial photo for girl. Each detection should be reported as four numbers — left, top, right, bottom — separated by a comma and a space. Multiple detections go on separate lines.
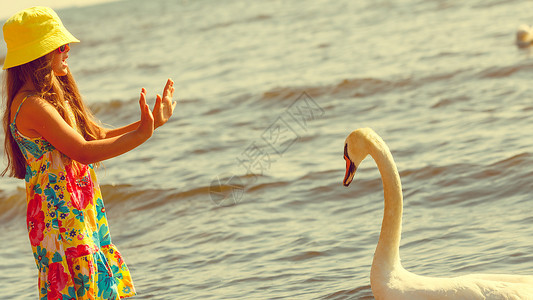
2, 6, 176, 299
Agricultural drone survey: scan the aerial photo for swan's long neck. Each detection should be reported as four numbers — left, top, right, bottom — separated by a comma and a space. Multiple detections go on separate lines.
369, 138, 403, 271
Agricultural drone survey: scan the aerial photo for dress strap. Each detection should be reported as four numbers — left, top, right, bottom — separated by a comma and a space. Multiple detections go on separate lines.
12, 95, 30, 123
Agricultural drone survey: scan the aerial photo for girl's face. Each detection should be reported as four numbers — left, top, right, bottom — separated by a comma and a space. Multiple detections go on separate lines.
51, 44, 70, 76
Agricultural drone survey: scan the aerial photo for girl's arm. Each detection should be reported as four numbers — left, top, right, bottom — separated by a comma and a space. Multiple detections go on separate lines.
100, 121, 141, 139
99, 80, 176, 139
19, 90, 154, 165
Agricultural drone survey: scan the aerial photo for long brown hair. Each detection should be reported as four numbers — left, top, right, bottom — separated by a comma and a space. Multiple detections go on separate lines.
2, 54, 102, 179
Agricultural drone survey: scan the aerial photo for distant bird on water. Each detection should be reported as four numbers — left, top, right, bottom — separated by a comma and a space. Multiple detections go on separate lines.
516, 24, 533, 48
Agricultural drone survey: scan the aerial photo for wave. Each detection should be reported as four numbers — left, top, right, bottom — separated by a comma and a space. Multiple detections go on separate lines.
258, 78, 409, 102
477, 62, 533, 79
82, 70, 468, 120
0, 190, 26, 224
400, 153, 531, 183
0, 182, 216, 222
472, 0, 525, 9
490, 152, 532, 169
321, 285, 374, 300
199, 14, 272, 32
278, 250, 326, 262
398, 152, 533, 207
0, 170, 296, 222
431, 95, 471, 109
100, 183, 219, 205
257, 71, 465, 103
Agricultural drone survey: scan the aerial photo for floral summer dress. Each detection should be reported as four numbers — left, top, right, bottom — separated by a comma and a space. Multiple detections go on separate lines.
11, 96, 136, 299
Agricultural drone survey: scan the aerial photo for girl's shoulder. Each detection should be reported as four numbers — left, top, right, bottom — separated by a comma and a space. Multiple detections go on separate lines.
10, 92, 53, 120
11, 91, 37, 117
10, 92, 51, 138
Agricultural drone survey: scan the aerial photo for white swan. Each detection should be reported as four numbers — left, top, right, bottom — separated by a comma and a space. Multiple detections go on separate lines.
343, 128, 533, 300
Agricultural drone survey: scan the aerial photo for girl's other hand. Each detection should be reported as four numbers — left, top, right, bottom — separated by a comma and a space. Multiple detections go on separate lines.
153, 78, 177, 129
137, 88, 154, 139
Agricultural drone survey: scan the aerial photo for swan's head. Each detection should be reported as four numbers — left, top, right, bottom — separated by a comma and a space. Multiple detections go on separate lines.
343, 128, 374, 186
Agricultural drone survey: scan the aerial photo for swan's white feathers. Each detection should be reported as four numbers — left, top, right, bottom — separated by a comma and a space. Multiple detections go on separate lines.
370, 263, 533, 300
345, 128, 533, 300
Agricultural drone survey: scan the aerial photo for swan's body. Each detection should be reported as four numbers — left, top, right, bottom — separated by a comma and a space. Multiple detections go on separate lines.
343, 128, 533, 300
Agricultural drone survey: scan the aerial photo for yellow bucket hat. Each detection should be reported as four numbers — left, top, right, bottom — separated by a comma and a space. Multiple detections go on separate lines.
2, 6, 80, 70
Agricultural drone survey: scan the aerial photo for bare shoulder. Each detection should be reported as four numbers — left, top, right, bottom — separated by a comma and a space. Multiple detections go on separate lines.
11, 94, 57, 119
10, 93, 57, 138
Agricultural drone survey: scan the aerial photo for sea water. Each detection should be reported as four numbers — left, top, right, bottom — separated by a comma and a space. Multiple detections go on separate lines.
1, 0, 533, 299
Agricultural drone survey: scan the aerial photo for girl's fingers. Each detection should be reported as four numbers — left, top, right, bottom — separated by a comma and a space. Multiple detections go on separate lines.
155, 94, 162, 108
163, 79, 174, 97
140, 90, 151, 117
140, 88, 147, 105
139, 90, 146, 106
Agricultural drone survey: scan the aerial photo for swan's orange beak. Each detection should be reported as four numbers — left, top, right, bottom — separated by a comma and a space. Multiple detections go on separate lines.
343, 156, 356, 186
343, 144, 356, 186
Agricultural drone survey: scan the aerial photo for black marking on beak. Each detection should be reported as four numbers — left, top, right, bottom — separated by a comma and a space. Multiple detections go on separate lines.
343, 144, 356, 186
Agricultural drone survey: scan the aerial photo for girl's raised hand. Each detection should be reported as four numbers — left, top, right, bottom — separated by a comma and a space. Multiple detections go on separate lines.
137, 88, 154, 139
153, 78, 177, 129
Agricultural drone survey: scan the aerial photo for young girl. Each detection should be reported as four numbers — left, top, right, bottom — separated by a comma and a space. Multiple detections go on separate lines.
2, 7, 176, 299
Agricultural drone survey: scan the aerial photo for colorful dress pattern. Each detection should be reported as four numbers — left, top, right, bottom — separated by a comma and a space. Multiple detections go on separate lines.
11, 97, 136, 299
